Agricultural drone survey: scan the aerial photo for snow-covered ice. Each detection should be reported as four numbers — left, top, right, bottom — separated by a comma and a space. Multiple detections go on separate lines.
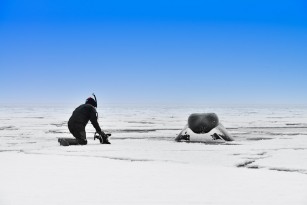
0, 104, 307, 204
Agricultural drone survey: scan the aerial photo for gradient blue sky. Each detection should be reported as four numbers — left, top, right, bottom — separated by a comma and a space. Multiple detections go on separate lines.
1, 0, 306, 105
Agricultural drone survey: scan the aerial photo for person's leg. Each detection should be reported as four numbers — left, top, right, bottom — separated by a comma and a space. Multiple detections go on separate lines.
58, 138, 70, 146
58, 124, 87, 146
74, 130, 87, 145
58, 138, 79, 146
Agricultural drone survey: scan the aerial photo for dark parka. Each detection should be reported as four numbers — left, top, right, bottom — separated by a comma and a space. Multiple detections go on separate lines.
68, 104, 102, 138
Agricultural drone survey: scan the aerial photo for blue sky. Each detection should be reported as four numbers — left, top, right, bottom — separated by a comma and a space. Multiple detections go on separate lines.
1, 0, 306, 105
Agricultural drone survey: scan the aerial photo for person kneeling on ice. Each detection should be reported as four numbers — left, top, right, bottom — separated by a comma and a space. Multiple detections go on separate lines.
58, 94, 110, 146
175, 113, 234, 142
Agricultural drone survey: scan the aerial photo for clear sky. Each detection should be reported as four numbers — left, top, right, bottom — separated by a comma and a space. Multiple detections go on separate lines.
1, 0, 306, 105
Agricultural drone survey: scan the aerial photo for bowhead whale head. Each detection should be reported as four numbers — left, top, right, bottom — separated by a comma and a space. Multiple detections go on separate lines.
188, 113, 219, 134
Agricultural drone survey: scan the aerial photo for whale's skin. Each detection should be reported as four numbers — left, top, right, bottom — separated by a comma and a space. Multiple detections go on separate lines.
188, 113, 219, 134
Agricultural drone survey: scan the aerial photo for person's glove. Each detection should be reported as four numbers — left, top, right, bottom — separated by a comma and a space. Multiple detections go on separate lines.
95, 131, 111, 144
98, 131, 106, 138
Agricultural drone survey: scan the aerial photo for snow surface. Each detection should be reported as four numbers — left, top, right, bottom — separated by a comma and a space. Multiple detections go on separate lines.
0, 104, 307, 204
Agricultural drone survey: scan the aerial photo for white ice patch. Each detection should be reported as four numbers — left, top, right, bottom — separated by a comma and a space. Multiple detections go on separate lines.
0, 104, 307, 204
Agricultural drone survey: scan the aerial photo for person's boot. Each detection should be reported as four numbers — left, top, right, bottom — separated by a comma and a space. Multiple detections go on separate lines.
58, 138, 69, 146
65, 138, 79, 145
58, 138, 79, 146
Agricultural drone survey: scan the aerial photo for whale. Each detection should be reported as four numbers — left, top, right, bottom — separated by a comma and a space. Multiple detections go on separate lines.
175, 113, 234, 142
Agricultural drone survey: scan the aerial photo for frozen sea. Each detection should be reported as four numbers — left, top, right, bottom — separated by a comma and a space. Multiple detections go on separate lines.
0, 104, 307, 204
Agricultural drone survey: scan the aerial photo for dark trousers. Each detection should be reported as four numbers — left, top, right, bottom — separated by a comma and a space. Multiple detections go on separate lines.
68, 123, 87, 145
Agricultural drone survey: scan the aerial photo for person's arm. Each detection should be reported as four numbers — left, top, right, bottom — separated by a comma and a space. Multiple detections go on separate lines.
89, 108, 103, 134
